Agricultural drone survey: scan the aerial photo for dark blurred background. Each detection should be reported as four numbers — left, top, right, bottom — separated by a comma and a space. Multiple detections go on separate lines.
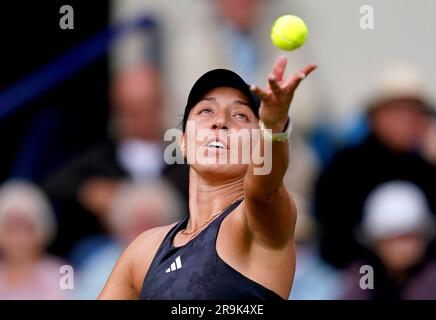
0, 1, 109, 182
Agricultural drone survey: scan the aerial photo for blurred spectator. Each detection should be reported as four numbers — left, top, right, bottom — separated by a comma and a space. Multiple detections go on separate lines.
73, 181, 183, 299
341, 181, 436, 299
314, 64, 436, 269
0, 180, 68, 299
43, 64, 189, 257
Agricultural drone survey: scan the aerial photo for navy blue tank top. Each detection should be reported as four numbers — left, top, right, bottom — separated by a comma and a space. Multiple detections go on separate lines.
140, 199, 284, 300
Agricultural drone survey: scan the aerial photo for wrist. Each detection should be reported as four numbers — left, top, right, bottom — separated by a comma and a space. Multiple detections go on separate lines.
262, 118, 289, 133
259, 117, 292, 143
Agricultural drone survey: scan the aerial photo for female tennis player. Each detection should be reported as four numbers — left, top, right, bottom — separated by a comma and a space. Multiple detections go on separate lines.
98, 56, 316, 300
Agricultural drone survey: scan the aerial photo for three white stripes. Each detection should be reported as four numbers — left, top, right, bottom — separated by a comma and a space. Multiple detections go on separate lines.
165, 256, 182, 273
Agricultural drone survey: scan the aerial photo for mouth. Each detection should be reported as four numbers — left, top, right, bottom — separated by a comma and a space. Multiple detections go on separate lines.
205, 138, 227, 150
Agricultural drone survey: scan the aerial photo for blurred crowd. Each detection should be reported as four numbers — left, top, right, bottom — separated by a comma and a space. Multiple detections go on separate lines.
1, 0, 436, 300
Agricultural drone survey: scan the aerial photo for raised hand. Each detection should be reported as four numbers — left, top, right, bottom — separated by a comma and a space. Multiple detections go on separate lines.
250, 56, 317, 132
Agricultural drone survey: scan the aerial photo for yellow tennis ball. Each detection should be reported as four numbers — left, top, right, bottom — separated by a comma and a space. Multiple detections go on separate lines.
271, 15, 308, 51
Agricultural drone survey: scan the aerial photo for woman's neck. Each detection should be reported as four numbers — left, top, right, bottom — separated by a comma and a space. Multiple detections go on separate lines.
188, 169, 244, 229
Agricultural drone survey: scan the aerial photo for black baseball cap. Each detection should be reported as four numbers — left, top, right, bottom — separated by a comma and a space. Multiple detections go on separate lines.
182, 69, 261, 131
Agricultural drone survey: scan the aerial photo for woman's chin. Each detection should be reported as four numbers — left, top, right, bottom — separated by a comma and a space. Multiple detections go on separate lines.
191, 161, 248, 179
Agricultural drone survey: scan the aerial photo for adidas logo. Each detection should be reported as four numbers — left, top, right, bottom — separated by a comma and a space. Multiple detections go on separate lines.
165, 256, 182, 273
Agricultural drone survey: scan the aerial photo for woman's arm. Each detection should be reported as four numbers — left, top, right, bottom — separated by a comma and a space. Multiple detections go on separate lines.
98, 239, 140, 299
243, 56, 317, 248
98, 225, 174, 299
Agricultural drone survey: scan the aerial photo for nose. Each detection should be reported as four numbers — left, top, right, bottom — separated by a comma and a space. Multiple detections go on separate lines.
211, 110, 228, 130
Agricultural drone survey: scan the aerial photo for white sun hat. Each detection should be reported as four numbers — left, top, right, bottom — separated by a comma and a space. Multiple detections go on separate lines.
361, 180, 434, 242
0, 180, 56, 246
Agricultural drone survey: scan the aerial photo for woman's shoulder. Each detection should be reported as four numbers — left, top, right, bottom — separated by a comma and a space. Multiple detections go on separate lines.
133, 222, 179, 251
125, 222, 180, 264
98, 222, 181, 299
127, 222, 180, 293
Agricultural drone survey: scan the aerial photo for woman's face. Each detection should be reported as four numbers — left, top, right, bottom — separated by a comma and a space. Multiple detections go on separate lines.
0, 209, 43, 262
181, 86, 259, 179
374, 233, 427, 275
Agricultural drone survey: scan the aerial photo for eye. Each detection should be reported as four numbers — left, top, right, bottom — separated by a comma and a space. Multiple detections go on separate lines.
234, 113, 248, 121
198, 108, 213, 115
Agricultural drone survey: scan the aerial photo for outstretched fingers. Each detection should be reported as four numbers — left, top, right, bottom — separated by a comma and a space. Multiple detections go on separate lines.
301, 63, 318, 77
272, 55, 288, 81
250, 84, 270, 102
284, 63, 317, 93
251, 62, 318, 103
268, 74, 282, 97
